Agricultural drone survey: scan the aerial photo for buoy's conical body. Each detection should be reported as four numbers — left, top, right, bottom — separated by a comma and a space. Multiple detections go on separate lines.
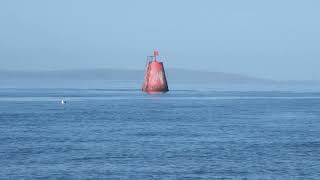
142, 60, 169, 93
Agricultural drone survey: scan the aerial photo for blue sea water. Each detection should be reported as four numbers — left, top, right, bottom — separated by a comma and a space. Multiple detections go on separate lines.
0, 88, 320, 179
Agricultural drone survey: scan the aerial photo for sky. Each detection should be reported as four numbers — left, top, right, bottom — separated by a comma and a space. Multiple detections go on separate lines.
0, 0, 319, 80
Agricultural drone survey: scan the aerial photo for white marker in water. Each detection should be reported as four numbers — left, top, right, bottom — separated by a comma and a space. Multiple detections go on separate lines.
61, 100, 66, 104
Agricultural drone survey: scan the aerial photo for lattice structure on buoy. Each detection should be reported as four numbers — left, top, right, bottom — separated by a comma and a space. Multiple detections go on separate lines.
142, 50, 169, 93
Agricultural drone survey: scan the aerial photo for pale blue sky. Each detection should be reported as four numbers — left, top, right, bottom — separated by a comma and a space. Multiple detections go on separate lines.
0, 0, 319, 80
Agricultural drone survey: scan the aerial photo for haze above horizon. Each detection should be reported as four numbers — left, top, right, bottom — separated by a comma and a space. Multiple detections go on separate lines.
0, 0, 319, 81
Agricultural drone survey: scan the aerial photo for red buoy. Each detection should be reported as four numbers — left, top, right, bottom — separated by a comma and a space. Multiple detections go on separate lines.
142, 50, 169, 93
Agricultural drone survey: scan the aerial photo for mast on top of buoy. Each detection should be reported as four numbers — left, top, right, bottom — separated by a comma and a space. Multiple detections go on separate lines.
154, 50, 159, 61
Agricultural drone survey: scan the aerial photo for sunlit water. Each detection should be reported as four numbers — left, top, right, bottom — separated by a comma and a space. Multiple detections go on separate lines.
0, 88, 320, 179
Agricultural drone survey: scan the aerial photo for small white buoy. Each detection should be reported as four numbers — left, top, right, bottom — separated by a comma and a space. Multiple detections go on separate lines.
61, 100, 66, 104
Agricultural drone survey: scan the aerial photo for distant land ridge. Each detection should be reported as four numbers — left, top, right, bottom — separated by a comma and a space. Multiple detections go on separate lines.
0, 68, 270, 83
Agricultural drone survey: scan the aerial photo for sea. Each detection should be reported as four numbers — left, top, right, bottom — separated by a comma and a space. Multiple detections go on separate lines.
1, 82, 320, 179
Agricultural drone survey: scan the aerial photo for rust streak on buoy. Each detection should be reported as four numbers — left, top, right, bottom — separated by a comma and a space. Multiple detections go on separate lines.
142, 50, 169, 93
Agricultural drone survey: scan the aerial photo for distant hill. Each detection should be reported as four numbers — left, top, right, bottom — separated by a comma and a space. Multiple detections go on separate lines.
2, 69, 320, 91
0, 68, 269, 83
0, 69, 278, 89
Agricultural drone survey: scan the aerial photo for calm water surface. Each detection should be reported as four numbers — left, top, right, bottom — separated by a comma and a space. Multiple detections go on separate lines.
0, 89, 320, 179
